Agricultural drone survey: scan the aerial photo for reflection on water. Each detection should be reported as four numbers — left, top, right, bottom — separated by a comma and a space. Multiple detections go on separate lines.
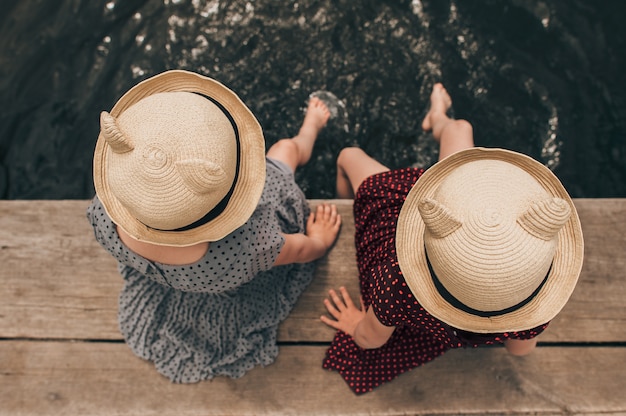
1, 0, 625, 199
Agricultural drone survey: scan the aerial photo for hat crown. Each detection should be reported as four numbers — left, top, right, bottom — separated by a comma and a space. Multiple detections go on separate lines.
102, 91, 237, 230
422, 159, 570, 312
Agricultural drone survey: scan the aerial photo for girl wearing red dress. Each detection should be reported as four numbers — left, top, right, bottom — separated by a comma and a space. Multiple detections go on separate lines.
321, 84, 584, 394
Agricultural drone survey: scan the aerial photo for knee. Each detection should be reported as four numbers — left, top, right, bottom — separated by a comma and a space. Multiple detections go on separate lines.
337, 147, 364, 170
451, 119, 473, 137
272, 138, 300, 153
269, 138, 299, 156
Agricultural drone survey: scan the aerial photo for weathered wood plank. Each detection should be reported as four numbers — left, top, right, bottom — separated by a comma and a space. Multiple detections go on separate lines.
277, 199, 359, 342
1, 199, 625, 343
0, 200, 121, 339
0, 199, 356, 341
548, 199, 626, 342
1, 341, 624, 415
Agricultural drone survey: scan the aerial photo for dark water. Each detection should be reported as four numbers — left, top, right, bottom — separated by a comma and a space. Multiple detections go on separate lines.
1, 0, 625, 199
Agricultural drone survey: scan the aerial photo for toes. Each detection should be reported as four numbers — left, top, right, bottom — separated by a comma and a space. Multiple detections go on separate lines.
309, 97, 330, 117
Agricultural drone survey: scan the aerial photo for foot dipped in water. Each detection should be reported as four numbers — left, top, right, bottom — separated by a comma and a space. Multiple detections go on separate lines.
421, 83, 474, 159
421, 83, 453, 137
279, 96, 332, 169
299, 96, 331, 138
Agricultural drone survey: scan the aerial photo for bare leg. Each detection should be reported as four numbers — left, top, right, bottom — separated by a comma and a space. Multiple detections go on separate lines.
422, 83, 474, 161
266, 97, 331, 172
335, 84, 472, 198
336, 147, 389, 199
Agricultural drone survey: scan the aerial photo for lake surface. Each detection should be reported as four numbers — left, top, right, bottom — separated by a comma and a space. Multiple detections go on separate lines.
1, 0, 625, 199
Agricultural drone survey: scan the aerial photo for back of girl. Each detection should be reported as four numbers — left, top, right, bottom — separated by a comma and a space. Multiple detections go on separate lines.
87, 70, 340, 383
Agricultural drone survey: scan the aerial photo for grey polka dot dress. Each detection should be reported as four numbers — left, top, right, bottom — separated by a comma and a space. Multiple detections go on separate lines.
86, 158, 315, 383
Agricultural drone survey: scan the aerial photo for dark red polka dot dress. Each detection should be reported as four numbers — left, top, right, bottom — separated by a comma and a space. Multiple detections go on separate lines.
322, 168, 548, 395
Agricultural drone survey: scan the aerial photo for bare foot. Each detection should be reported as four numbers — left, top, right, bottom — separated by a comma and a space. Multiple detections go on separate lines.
421, 83, 453, 132
281, 96, 332, 169
300, 96, 331, 136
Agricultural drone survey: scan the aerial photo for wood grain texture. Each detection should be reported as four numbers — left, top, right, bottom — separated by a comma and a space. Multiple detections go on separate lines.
0, 199, 624, 415
1, 341, 624, 415
1, 199, 624, 343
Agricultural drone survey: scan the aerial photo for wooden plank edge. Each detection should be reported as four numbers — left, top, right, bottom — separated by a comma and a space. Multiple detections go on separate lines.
1, 340, 624, 415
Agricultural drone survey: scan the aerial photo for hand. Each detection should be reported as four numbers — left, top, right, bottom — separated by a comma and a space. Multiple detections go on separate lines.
306, 203, 341, 251
320, 286, 366, 337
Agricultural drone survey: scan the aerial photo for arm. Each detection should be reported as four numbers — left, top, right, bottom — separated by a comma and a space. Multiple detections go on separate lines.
355, 307, 396, 349
321, 286, 395, 349
274, 233, 326, 265
504, 337, 538, 356
274, 203, 341, 266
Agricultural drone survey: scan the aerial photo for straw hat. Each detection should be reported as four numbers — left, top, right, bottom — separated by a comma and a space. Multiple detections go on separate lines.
396, 147, 584, 333
93, 70, 266, 246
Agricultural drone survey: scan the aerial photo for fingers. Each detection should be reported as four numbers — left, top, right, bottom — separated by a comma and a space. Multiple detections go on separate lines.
319, 314, 342, 330
323, 290, 343, 318
322, 302, 341, 322
314, 203, 335, 220
306, 203, 341, 254
332, 288, 350, 310
332, 206, 342, 229
339, 286, 355, 309
306, 212, 315, 228
320, 287, 366, 335
312, 203, 341, 228
321, 287, 352, 319
321, 288, 348, 330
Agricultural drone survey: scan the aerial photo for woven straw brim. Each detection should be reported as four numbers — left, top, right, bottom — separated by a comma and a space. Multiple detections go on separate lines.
396, 147, 584, 333
93, 70, 266, 246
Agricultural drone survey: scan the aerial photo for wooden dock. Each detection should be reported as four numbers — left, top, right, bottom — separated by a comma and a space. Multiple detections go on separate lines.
1, 199, 625, 415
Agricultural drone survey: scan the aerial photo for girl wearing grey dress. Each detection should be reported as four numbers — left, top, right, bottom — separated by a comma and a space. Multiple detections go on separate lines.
87, 70, 341, 382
